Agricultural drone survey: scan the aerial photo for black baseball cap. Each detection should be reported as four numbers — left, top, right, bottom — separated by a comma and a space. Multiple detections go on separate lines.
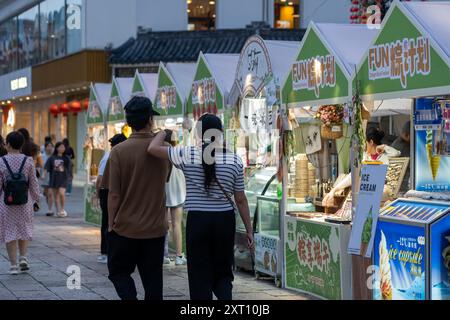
109, 133, 127, 147
124, 96, 160, 117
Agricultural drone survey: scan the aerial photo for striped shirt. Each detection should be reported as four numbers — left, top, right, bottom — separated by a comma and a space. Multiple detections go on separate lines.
168, 146, 245, 212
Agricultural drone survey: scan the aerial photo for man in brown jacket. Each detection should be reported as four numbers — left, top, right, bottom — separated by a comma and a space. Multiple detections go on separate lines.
107, 96, 169, 300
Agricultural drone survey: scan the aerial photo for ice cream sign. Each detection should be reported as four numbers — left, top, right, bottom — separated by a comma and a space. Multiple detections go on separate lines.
292, 54, 336, 98
368, 36, 431, 89
155, 86, 177, 112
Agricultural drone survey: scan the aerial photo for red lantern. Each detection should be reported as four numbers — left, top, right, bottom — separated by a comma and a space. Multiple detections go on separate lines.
82, 98, 89, 110
60, 103, 70, 116
49, 104, 59, 118
70, 100, 82, 115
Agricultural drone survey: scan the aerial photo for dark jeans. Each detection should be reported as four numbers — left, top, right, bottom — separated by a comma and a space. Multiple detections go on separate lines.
107, 231, 165, 300
186, 210, 236, 300
99, 188, 109, 255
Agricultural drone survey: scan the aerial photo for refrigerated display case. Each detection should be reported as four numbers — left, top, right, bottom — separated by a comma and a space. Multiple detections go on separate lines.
234, 166, 277, 271
254, 196, 282, 287
373, 199, 450, 300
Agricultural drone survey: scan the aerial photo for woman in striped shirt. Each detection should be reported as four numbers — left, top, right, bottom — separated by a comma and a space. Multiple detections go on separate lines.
148, 114, 254, 300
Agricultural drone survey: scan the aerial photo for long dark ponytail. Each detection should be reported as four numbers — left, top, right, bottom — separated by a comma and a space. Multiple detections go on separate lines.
197, 113, 223, 191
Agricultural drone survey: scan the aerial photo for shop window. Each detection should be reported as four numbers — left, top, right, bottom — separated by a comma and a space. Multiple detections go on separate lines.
40, 0, 66, 62
66, 0, 83, 54
18, 5, 40, 69
274, 0, 299, 29
187, 0, 216, 31
0, 18, 18, 75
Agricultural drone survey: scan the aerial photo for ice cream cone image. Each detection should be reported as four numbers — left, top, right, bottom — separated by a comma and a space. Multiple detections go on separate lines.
426, 130, 440, 180
360, 206, 373, 256
379, 231, 393, 300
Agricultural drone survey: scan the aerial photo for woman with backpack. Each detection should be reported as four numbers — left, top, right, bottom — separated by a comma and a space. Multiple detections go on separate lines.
0, 131, 40, 275
45, 142, 71, 218
148, 114, 254, 300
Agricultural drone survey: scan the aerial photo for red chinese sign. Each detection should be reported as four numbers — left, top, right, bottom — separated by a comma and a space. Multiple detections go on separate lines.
297, 231, 331, 274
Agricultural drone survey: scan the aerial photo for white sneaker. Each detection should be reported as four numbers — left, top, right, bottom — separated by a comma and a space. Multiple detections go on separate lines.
175, 255, 187, 265
163, 257, 171, 265
9, 265, 19, 275
19, 257, 29, 272
97, 255, 108, 264
57, 210, 68, 218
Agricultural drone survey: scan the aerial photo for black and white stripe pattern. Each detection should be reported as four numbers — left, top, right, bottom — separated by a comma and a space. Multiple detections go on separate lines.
168, 146, 245, 212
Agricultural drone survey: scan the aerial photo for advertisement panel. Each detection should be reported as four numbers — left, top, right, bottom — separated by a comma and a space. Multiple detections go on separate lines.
430, 214, 450, 300
255, 234, 279, 276
285, 217, 342, 300
373, 220, 426, 300
85, 184, 101, 226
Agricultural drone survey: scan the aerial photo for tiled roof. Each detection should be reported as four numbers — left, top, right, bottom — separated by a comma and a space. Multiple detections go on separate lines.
109, 25, 306, 65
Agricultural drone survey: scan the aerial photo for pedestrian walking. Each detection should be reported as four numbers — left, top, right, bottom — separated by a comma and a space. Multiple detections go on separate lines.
148, 113, 254, 300
63, 139, 75, 196
41, 142, 55, 216
163, 129, 187, 266
18, 128, 43, 178
40, 136, 52, 154
107, 96, 170, 300
45, 142, 70, 218
96, 133, 127, 264
0, 131, 40, 275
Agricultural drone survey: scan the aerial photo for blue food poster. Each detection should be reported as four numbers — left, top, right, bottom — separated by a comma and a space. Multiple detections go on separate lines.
430, 214, 450, 300
373, 220, 426, 300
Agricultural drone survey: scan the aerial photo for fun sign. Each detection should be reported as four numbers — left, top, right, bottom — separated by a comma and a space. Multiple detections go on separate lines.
292, 54, 336, 98
368, 36, 431, 89
155, 86, 177, 111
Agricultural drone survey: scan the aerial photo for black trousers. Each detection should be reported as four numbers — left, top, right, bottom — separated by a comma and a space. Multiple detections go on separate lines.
107, 231, 165, 300
186, 210, 236, 300
99, 188, 109, 255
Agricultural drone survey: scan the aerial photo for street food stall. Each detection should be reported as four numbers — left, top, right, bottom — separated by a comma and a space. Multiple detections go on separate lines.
106, 76, 134, 140
154, 61, 196, 253
281, 22, 380, 299
187, 52, 239, 137
84, 82, 110, 225
352, 0, 450, 300
131, 70, 158, 101
228, 35, 300, 282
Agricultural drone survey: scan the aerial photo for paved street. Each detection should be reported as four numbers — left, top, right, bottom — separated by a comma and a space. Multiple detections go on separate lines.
0, 187, 310, 300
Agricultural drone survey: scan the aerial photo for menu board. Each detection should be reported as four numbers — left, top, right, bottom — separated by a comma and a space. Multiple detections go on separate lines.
386, 157, 410, 197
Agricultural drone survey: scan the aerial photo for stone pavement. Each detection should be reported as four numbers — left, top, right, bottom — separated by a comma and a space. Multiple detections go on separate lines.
0, 187, 311, 300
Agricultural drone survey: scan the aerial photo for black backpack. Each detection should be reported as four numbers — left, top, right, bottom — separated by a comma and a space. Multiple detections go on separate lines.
2, 156, 29, 205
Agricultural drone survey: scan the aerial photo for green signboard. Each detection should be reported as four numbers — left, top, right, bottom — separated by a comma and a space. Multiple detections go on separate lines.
353, 3, 450, 100
86, 87, 104, 126
285, 217, 342, 300
107, 80, 125, 123
85, 183, 101, 226
155, 64, 183, 116
187, 53, 224, 117
282, 25, 349, 107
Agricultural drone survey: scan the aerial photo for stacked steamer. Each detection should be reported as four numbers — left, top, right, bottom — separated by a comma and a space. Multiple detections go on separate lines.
308, 163, 316, 197
293, 154, 309, 199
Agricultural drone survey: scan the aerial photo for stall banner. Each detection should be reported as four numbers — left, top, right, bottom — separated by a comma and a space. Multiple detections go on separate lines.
132, 73, 145, 97
373, 220, 426, 300
239, 98, 268, 134
187, 54, 224, 116
354, 3, 450, 99
282, 26, 348, 107
235, 36, 272, 97
107, 82, 125, 123
348, 164, 388, 258
87, 89, 103, 125
85, 184, 101, 226
255, 234, 279, 277
285, 217, 342, 300
155, 65, 183, 116
430, 214, 450, 300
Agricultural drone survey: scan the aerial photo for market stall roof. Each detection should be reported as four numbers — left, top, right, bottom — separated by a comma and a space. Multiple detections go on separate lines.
187, 53, 239, 116
87, 83, 111, 126
353, 0, 450, 101
370, 99, 413, 117
282, 22, 378, 108
109, 25, 305, 65
107, 77, 134, 123
132, 70, 158, 102
154, 62, 196, 117
229, 35, 300, 105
